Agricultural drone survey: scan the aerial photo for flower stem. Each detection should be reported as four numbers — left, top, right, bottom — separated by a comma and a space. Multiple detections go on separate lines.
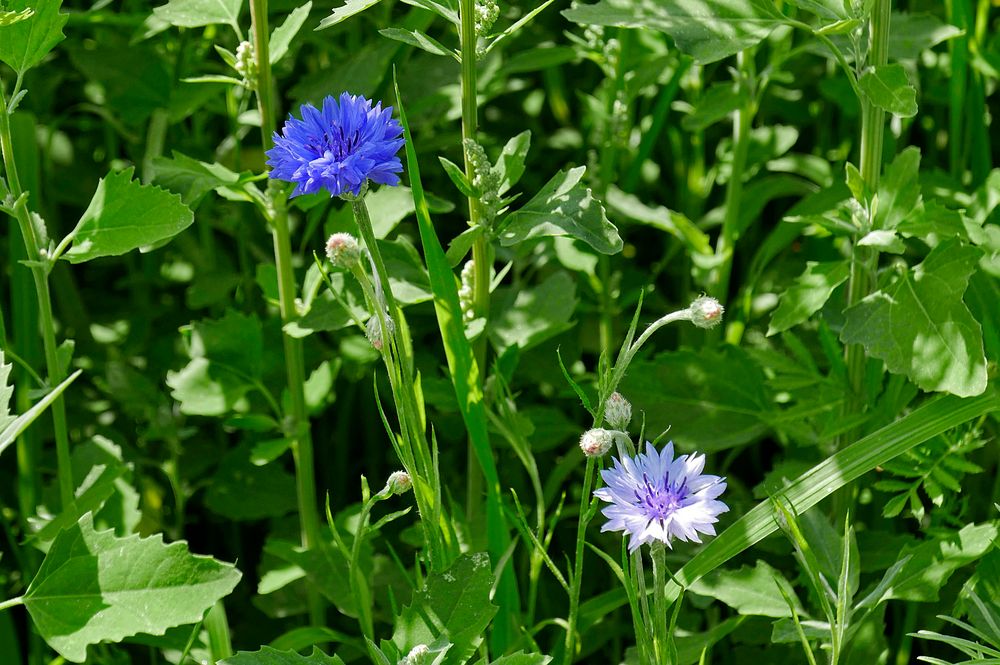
248, 0, 323, 625
458, 0, 491, 534
0, 82, 74, 510
650, 544, 671, 665
564, 456, 596, 665
0, 596, 23, 613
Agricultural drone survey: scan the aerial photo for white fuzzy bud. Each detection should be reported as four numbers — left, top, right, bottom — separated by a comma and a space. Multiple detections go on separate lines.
604, 392, 631, 431
325, 233, 361, 268
235, 40, 257, 88
689, 296, 724, 329
399, 644, 430, 665
385, 470, 412, 495
579, 428, 616, 457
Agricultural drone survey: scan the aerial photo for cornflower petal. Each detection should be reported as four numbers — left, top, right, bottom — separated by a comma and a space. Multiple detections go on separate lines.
266, 93, 405, 198
593, 441, 729, 551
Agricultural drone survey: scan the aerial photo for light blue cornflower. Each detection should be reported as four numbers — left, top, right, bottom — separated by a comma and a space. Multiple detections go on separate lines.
266, 92, 404, 198
594, 442, 728, 552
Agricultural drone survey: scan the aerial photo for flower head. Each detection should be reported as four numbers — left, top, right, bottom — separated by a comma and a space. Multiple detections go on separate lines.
384, 470, 412, 496
594, 442, 728, 552
580, 428, 616, 458
604, 392, 632, 431
688, 296, 724, 329
266, 92, 404, 198
325, 232, 361, 268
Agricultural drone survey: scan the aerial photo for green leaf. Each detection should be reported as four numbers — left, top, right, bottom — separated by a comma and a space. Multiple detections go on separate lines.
859, 63, 918, 117
874, 147, 921, 231
0, 352, 15, 432
439, 156, 480, 198
390, 553, 498, 665
0, 370, 82, 460
0, 8, 34, 27
152, 151, 252, 205
166, 310, 264, 415
204, 447, 298, 520
153, 0, 243, 30
857, 229, 905, 253
489, 653, 552, 665
498, 166, 622, 254
681, 82, 749, 132
841, 239, 988, 397
316, 0, 381, 30
621, 346, 772, 451
888, 12, 963, 61
495, 131, 531, 195
606, 187, 712, 256
690, 560, 803, 618
490, 272, 578, 353
886, 523, 998, 602
23, 513, 241, 663
562, 0, 786, 64
768, 261, 850, 335
64, 168, 194, 263
379, 27, 456, 59
0, 0, 67, 75
222, 647, 345, 665
270, 2, 312, 65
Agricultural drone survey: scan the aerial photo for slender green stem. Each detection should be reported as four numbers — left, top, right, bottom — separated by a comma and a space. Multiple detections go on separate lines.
349, 495, 376, 640
0, 82, 74, 510
248, 0, 323, 625
563, 457, 596, 665
458, 0, 490, 533
0, 597, 24, 613
650, 544, 670, 665
711, 49, 756, 319
204, 601, 233, 662
841, 0, 891, 449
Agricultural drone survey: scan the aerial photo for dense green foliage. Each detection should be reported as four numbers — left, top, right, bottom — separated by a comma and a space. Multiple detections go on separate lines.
1, 0, 999, 664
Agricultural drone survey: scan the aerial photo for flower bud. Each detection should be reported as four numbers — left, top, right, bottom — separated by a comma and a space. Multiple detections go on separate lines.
604, 392, 632, 431
579, 428, 616, 457
325, 233, 361, 268
385, 470, 412, 495
689, 296, 724, 329
366, 314, 395, 351
234, 40, 257, 89
399, 644, 429, 665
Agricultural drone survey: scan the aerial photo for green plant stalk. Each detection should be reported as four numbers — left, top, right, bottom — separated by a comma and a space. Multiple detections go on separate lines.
248, 0, 324, 624
0, 597, 23, 613
946, 0, 970, 178
459, 0, 491, 533
204, 601, 233, 662
841, 0, 890, 450
350, 197, 449, 568
0, 84, 74, 510
711, 49, 755, 323
564, 456, 596, 665
650, 544, 671, 665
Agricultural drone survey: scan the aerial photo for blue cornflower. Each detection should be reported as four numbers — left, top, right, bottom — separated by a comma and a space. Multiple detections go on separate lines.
594, 442, 728, 552
266, 92, 404, 198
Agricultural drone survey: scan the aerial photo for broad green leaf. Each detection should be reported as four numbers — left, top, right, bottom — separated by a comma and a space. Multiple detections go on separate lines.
0, 352, 15, 432
886, 523, 998, 602
262, 539, 355, 614
166, 310, 264, 415
390, 553, 498, 665
859, 63, 917, 117
153, 0, 243, 30
0, 8, 34, 27
316, 0, 381, 30
622, 346, 772, 451
152, 151, 252, 205
606, 187, 712, 256
782, 0, 846, 19
495, 131, 531, 195
379, 27, 456, 59
0, 0, 67, 75
490, 272, 578, 353
874, 147, 921, 231
498, 166, 622, 254
681, 82, 749, 132
690, 560, 803, 618
221, 646, 344, 665
578, 390, 999, 626
64, 168, 194, 263
400, 0, 458, 24
768, 261, 850, 335
66, 45, 173, 123
270, 2, 312, 65
857, 229, 905, 253
841, 239, 988, 397
204, 446, 298, 520
889, 13, 963, 61
563, 0, 786, 64
23, 513, 241, 663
